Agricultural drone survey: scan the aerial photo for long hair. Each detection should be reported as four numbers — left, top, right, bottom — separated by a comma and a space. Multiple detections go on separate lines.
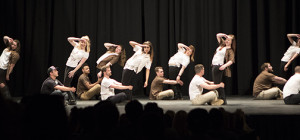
81, 36, 90, 53
188, 45, 195, 62
228, 34, 236, 53
118, 45, 126, 67
8, 39, 21, 54
142, 41, 154, 62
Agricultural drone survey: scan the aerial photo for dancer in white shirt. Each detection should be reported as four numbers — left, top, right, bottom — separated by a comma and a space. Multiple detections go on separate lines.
211, 33, 236, 105
121, 41, 154, 100
168, 43, 195, 99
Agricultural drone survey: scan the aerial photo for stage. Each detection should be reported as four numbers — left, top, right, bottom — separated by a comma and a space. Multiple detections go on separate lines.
65, 96, 300, 115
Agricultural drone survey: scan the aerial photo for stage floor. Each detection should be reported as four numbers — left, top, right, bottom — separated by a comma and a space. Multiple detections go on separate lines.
66, 96, 300, 115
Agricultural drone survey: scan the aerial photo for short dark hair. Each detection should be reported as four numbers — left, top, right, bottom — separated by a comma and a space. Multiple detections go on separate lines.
155, 67, 163, 72
261, 63, 270, 71
81, 63, 89, 70
194, 64, 204, 74
101, 65, 110, 73
295, 66, 300, 73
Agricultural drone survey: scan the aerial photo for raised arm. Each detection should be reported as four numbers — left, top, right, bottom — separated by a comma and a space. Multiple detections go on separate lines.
129, 41, 142, 48
3, 36, 13, 46
67, 37, 81, 47
104, 42, 116, 49
68, 57, 88, 78
287, 34, 300, 44
216, 33, 227, 44
177, 43, 188, 50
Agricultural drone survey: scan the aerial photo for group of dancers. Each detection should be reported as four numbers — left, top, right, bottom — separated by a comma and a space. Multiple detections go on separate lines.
1, 33, 300, 105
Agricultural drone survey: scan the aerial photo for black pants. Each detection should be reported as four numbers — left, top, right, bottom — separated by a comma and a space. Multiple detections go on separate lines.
0, 69, 10, 98
212, 65, 226, 104
107, 92, 127, 104
284, 93, 300, 105
169, 66, 182, 99
121, 69, 136, 100
280, 61, 289, 79
64, 66, 75, 87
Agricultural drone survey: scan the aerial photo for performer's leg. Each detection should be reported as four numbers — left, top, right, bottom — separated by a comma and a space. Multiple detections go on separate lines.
169, 66, 181, 99
255, 87, 282, 100
284, 93, 300, 104
121, 69, 135, 100
80, 84, 101, 100
212, 65, 226, 104
64, 66, 74, 87
107, 92, 127, 104
0, 69, 10, 98
156, 89, 174, 100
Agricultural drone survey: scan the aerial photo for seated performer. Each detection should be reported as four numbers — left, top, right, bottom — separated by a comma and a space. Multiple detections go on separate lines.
149, 67, 183, 100
283, 66, 300, 104
101, 66, 132, 104
76, 64, 101, 100
253, 63, 287, 99
189, 64, 224, 105
41, 66, 76, 104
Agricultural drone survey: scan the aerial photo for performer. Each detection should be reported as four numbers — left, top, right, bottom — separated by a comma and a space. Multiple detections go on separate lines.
64, 36, 90, 87
189, 64, 224, 105
76, 64, 101, 100
280, 34, 300, 79
211, 33, 236, 105
0, 36, 21, 98
253, 63, 286, 100
149, 67, 183, 100
101, 65, 132, 104
96, 42, 126, 77
121, 41, 153, 100
168, 43, 195, 99
283, 66, 300, 104
41, 66, 76, 104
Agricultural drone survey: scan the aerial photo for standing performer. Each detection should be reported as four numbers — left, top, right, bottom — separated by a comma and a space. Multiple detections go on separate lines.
0, 36, 20, 98
168, 43, 195, 99
121, 41, 153, 100
96, 42, 126, 77
64, 36, 90, 87
211, 33, 236, 105
280, 34, 300, 79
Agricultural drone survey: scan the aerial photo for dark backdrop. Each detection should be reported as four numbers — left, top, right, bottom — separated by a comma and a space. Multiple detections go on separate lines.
1, 0, 300, 97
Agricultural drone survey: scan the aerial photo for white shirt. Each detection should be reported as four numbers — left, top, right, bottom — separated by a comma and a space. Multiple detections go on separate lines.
66, 47, 89, 67
0, 48, 11, 70
168, 47, 190, 67
283, 73, 300, 98
212, 47, 226, 65
124, 46, 151, 73
101, 77, 120, 100
189, 75, 206, 100
281, 41, 300, 62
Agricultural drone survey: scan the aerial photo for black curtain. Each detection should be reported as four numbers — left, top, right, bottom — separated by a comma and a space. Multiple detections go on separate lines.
1, 0, 300, 97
